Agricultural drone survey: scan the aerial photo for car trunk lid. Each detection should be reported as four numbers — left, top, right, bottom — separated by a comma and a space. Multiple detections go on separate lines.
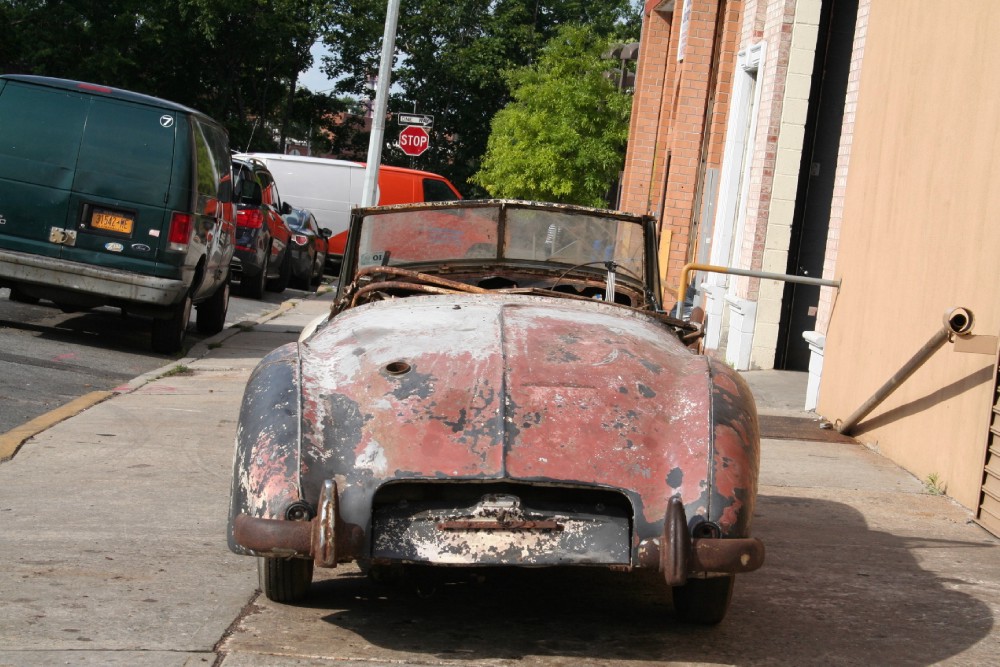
300, 294, 713, 524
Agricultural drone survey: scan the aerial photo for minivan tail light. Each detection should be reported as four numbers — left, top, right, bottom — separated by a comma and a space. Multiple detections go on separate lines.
237, 209, 264, 229
292, 234, 309, 246
168, 212, 193, 251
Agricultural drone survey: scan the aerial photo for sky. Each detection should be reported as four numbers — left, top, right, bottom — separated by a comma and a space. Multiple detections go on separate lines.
297, 42, 338, 94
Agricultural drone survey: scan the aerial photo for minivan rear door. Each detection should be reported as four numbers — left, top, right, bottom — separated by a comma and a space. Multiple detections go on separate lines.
64, 96, 176, 273
0, 81, 90, 258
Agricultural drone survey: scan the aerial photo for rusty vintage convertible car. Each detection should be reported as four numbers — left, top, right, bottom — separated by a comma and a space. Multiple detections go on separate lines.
228, 200, 764, 624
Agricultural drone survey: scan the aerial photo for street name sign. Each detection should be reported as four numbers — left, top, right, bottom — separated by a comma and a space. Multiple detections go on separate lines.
397, 113, 434, 127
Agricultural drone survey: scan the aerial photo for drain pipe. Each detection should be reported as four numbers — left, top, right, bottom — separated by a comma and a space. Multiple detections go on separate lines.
836, 307, 975, 435
674, 262, 841, 318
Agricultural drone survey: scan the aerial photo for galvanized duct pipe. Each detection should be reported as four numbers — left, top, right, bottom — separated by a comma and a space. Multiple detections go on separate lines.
836, 307, 975, 435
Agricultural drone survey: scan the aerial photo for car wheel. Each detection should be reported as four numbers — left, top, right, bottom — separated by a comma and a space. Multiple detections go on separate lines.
241, 249, 269, 299
290, 263, 309, 291
8, 286, 40, 305
671, 575, 734, 625
258, 556, 313, 603
310, 255, 324, 289
267, 247, 292, 293
151, 294, 192, 354
196, 279, 229, 335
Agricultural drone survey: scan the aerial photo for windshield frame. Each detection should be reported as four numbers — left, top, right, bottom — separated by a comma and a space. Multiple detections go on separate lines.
336, 200, 662, 308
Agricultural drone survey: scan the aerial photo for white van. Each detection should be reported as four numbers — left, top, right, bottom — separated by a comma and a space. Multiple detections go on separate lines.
235, 153, 461, 272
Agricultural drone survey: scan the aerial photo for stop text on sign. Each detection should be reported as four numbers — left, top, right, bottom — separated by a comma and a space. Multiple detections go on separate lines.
399, 125, 430, 157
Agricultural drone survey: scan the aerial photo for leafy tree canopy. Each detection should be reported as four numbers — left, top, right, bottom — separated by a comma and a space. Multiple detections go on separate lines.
471, 24, 632, 207
1, 0, 640, 191
0, 0, 341, 153
322, 0, 639, 195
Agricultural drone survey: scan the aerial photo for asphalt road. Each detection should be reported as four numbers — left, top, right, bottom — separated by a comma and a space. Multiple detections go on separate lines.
0, 284, 324, 435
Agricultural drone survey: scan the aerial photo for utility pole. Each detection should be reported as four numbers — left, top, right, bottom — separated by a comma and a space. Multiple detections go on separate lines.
361, 0, 401, 207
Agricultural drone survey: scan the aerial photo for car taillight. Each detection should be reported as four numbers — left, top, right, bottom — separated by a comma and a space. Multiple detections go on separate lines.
292, 234, 309, 246
168, 212, 192, 251
237, 209, 264, 229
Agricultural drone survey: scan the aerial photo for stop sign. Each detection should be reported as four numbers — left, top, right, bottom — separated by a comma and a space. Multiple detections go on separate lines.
399, 125, 430, 157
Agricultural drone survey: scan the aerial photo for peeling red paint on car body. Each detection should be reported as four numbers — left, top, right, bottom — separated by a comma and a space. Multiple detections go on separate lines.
228, 200, 763, 623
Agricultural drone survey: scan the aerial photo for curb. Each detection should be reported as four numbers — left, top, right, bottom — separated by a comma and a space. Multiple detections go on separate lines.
0, 293, 319, 463
0, 390, 114, 462
111, 298, 302, 395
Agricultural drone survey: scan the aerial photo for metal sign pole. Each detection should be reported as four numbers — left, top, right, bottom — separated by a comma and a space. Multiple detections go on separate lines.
361, 0, 401, 208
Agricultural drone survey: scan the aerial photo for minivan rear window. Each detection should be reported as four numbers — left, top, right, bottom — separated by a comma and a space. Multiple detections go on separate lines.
75, 98, 176, 204
0, 84, 89, 184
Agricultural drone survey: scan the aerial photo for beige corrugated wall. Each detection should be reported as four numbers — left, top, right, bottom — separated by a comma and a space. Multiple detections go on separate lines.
818, 1, 1000, 510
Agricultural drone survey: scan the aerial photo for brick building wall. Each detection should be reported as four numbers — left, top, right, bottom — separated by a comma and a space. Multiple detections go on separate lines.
619, 0, 735, 302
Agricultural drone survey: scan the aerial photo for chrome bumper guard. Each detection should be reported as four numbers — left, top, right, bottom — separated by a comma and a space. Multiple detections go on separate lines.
233, 480, 339, 567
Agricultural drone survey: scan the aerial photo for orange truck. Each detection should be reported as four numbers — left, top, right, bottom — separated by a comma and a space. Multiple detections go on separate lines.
235, 153, 461, 273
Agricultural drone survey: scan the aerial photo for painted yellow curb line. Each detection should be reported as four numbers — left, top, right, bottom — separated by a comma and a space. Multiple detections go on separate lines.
0, 390, 114, 462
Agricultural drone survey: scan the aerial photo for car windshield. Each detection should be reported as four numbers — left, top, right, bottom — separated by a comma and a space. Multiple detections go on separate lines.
355, 203, 647, 281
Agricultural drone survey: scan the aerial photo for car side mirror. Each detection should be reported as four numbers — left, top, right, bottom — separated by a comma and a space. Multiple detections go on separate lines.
320, 228, 332, 238
281, 202, 293, 215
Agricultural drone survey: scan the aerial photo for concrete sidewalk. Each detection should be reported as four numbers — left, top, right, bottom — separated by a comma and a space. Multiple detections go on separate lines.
0, 292, 336, 667
1, 294, 998, 666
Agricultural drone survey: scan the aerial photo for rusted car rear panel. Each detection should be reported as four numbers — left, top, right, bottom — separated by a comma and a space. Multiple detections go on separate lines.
227, 200, 763, 623
295, 296, 717, 560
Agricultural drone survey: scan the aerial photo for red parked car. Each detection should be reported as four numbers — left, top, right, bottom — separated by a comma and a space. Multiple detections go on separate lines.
231, 157, 293, 298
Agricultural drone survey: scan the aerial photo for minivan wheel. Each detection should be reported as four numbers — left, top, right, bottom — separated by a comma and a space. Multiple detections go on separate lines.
241, 250, 268, 299
151, 294, 192, 354
8, 286, 40, 305
196, 280, 229, 335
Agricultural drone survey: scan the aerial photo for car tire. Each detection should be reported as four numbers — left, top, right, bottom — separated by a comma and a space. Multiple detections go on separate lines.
310, 256, 324, 289
196, 279, 229, 335
8, 286, 40, 305
671, 575, 734, 625
151, 294, 192, 354
258, 556, 313, 603
241, 249, 269, 299
267, 247, 292, 293
290, 266, 309, 291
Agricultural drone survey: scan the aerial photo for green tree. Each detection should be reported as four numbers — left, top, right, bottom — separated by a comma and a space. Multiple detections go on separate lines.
472, 24, 632, 207
0, 0, 332, 153
321, 0, 639, 195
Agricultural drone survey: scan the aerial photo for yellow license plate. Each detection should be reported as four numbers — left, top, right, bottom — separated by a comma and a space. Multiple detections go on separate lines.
91, 210, 134, 234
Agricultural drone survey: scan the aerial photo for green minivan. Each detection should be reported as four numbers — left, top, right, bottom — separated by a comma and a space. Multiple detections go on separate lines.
0, 75, 235, 353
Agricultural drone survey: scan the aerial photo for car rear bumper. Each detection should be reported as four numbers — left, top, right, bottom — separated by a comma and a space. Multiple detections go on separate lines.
0, 247, 187, 306
232, 481, 765, 580
233, 246, 265, 276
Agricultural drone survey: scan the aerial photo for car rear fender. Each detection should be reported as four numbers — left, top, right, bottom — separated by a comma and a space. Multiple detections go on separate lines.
227, 342, 303, 555
639, 361, 764, 581
706, 358, 760, 536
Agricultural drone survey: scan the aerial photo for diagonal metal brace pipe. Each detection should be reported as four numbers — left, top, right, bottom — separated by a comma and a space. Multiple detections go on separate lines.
837, 307, 975, 435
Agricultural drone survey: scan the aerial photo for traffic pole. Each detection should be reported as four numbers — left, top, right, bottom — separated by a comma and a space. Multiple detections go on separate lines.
361, 0, 401, 208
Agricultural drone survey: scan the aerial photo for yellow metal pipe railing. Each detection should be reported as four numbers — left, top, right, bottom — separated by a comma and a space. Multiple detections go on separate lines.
674, 263, 841, 317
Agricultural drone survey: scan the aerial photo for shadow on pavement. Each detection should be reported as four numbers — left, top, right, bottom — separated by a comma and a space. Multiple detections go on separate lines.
274, 495, 996, 666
